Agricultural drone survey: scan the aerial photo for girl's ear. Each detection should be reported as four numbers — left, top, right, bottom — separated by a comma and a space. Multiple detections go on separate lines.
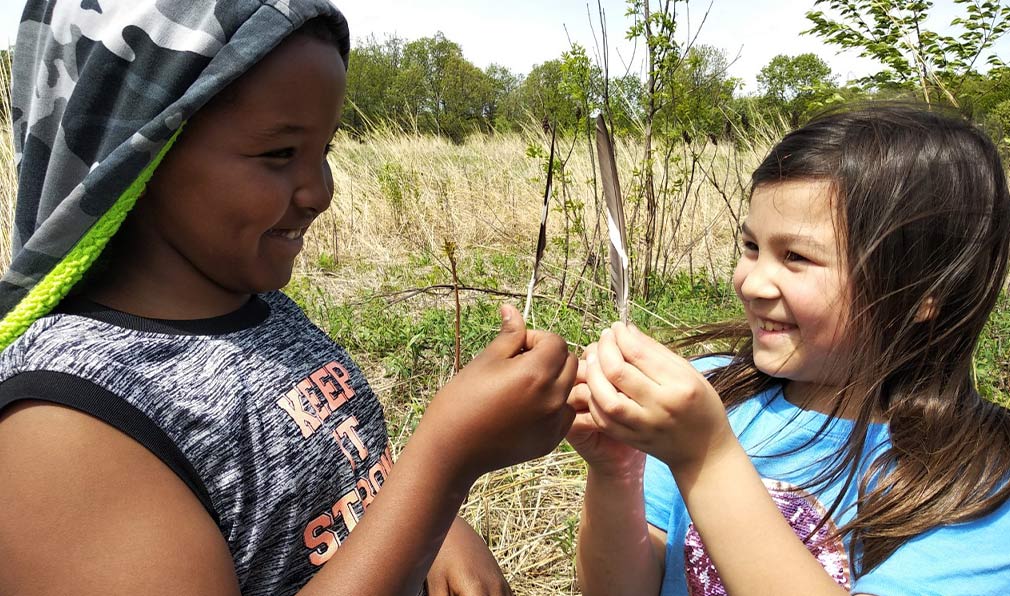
914, 296, 938, 323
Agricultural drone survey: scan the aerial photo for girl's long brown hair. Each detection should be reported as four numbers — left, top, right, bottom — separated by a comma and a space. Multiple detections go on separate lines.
693, 104, 1010, 574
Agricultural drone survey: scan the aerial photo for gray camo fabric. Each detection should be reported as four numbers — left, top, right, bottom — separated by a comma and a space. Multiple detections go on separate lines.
3, 0, 349, 318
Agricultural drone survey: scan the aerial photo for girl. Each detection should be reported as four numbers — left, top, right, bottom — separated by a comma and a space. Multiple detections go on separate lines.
569, 105, 1010, 595
0, 2, 576, 595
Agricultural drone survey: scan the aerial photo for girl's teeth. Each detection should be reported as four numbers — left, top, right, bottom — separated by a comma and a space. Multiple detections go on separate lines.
760, 319, 790, 332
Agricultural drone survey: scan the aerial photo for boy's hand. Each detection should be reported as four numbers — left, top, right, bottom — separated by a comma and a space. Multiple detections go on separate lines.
583, 322, 736, 475
426, 517, 513, 596
422, 304, 577, 482
566, 343, 645, 478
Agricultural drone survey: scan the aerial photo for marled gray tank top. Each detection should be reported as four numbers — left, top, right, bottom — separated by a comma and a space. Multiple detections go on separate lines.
0, 291, 391, 595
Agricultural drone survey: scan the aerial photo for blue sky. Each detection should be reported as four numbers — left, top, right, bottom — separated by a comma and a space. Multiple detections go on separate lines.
3, 1, 1006, 93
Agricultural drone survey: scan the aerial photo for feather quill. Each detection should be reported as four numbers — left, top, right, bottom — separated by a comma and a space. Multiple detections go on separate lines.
522, 122, 557, 321
595, 114, 630, 323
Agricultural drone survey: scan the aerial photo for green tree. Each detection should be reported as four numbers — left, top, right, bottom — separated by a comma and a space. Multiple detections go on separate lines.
514, 59, 581, 130
805, 0, 1010, 105
668, 44, 740, 137
757, 53, 837, 125
482, 63, 521, 132
345, 35, 405, 131
397, 33, 489, 141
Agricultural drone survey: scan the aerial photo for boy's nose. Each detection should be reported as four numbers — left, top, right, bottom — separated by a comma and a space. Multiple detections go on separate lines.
293, 161, 334, 214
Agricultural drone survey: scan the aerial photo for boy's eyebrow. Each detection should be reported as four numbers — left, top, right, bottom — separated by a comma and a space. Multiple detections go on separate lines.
255, 123, 306, 138
253, 123, 341, 138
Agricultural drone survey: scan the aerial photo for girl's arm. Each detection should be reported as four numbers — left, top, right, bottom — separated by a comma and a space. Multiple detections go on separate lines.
585, 322, 851, 596
568, 350, 665, 596
672, 436, 852, 596
576, 464, 668, 596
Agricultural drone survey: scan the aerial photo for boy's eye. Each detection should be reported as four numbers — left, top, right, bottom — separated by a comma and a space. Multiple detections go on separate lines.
260, 148, 295, 159
741, 240, 758, 253
325, 142, 335, 156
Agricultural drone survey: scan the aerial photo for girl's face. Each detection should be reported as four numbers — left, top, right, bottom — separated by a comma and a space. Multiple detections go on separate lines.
733, 180, 852, 390
122, 33, 345, 308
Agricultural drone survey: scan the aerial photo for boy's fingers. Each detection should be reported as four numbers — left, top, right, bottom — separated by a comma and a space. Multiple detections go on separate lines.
520, 330, 571, 373
485, 303, 527, 358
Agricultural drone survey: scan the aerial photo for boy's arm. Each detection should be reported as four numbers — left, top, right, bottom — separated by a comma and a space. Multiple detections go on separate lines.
0, 401, 243, 596
426, 516, 512, 596
0, 305, 575, 596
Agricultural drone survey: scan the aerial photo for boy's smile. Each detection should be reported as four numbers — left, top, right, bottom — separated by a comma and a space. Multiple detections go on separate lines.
733, 180, 852, 399
95, 32, 346, 318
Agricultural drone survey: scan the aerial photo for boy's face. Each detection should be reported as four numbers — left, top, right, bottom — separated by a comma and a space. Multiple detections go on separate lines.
129, 33, 345, 300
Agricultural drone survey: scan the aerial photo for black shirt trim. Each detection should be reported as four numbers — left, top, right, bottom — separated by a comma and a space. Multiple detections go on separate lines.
0, 371, 219, 523
55, 295, 270, 336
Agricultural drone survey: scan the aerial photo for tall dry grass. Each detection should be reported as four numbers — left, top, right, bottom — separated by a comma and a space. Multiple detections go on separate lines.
1, 49, 15, 272
302, 127, 763, 594
0, 59, 757, 588
306, 127, 764, 305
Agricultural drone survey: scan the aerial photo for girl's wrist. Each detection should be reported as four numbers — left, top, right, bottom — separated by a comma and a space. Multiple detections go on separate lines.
586, 454, 646, 487
663, 427, 742, 488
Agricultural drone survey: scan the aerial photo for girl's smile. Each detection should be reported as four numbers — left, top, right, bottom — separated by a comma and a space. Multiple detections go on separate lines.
733, 179, 851, 401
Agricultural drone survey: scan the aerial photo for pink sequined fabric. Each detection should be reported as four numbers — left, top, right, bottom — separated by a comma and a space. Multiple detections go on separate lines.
683, 478, 850, 595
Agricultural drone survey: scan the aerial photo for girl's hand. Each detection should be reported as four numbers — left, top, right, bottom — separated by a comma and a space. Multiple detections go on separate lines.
584, 322, 735, 474
566, 343, 645, 478
426, 517, 513, 596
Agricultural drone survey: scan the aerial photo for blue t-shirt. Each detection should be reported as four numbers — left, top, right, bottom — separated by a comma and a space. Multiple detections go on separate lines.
644, 356, 1010, 595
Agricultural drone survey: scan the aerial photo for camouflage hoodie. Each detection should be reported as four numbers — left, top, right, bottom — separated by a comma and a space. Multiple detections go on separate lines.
2, 0, 349, 348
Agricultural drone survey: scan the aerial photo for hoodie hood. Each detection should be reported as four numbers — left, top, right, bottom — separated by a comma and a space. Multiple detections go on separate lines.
0, 0, 349, 348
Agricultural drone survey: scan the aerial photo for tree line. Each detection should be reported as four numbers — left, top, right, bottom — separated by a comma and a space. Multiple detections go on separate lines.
343, 0, 1010, 144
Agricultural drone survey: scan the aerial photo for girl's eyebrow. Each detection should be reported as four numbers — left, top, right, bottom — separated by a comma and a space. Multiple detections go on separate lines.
740, 222, 827, 252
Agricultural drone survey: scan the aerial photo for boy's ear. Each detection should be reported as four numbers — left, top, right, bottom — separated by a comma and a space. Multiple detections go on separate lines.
914, 296, 938, 323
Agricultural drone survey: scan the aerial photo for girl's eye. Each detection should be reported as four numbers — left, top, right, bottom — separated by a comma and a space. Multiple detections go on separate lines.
325, 142, 335, 156
260, 148, 295, 159
784, 251, 808, 263
741, 240, 758, 253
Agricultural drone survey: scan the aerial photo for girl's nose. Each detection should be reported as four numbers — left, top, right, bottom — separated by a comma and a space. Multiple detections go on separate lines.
737, 259, 781, 302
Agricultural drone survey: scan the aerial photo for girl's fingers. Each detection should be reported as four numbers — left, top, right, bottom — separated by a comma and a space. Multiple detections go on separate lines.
597, 326, 660, 405
574, 342, 598, 384
611, 322, 692, 387
568, 410, 601, 436
567, 381, 592, 411
584, 349, 643, 440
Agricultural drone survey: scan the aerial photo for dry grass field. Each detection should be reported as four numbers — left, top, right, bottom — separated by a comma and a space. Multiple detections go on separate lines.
298, 129, 759, 593
2, 89, 1007, 593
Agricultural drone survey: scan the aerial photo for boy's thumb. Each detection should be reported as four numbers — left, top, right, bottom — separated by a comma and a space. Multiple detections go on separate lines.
487, 303, 527, 357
